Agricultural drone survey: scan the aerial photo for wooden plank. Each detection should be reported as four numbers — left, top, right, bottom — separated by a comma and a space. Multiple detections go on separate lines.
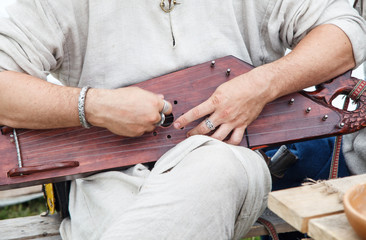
268, 184, 343, 233
0, 185, 43, 207
0, 209, 295, 239
0, 186, 42, 199
268, 174, 366, 234
35, 236, 61, 240
0, 214, 61, 240
308, 213, 360, 240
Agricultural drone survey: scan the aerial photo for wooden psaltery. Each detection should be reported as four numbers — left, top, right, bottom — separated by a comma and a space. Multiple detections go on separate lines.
1, 56, 365, 190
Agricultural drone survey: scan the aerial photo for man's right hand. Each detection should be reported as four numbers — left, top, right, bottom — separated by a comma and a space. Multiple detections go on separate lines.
85, 86, 172, 137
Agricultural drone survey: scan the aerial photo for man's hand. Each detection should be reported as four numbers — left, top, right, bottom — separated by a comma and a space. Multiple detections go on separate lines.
173, 69, 271, 145
86, 87, 172, 137
174, 24, 355, 145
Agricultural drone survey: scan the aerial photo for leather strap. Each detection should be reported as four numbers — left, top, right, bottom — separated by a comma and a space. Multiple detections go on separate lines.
329, 135, 342, 179
329, 80, 366, 179
257, 217, 280, 240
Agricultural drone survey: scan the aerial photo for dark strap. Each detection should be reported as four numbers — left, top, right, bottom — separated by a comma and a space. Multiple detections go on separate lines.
257, 217, 280, 240
329, 135, 342, 179
328, 80, 366, 179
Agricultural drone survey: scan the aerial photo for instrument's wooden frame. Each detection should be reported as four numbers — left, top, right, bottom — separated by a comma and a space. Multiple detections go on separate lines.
1, 56, 365, 190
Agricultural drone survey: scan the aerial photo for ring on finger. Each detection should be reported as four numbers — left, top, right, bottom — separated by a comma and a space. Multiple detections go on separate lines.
156, 112, 166, 126
161, 100, 169, 114
205, 118, 215, 131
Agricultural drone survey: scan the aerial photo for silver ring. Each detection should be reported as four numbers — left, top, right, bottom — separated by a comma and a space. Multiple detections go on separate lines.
156, 112, 166, 126
205, 118, 215, 131
161, 100, 169, 114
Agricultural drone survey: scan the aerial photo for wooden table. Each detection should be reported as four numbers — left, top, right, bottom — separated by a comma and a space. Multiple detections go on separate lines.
268, 174, 366, 240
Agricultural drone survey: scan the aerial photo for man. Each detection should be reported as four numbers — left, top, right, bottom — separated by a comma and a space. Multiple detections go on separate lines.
0, 0, 365, 239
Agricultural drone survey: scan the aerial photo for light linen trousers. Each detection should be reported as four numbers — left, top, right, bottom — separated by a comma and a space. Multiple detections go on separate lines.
60, 135, 271, 240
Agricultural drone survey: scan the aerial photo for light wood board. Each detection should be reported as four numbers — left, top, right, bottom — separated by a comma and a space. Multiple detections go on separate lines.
268, 183, 343, 232
308, 213, 360, 240
268, 174, 366, 239
0, 214, 61, 240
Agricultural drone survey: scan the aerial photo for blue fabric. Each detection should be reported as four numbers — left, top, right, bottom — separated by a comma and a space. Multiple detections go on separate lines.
264, 137, 350, 191
261, 137, 350, 240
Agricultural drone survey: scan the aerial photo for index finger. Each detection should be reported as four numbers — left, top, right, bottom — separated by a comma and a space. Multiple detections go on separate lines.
173, 100, 215, 129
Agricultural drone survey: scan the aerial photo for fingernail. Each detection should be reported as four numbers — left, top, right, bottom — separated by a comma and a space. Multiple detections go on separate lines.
173, 122, 180, 129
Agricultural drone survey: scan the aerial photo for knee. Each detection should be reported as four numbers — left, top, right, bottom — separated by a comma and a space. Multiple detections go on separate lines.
184, 141, 270, 193
183, 143, 248, 190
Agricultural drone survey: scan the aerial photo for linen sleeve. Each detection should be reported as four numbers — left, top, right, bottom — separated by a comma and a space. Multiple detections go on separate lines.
343, 128, 366, 175
267, 0, 366, 67
0, 0, 65, 80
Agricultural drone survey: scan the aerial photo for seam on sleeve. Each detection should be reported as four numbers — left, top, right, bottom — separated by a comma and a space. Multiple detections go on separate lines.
41, 0, 71, 86
259, 0, 276, 64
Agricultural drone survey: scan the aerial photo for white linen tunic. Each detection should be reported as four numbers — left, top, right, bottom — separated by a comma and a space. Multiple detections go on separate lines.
0, 0, 365, 87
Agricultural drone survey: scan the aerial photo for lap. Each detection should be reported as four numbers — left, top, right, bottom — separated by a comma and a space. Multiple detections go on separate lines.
60, 136, 271, 240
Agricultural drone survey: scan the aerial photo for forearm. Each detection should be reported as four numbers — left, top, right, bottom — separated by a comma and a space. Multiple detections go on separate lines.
254, 24, 355, 103
0, 71, 170, 137
0, 71, 80, 129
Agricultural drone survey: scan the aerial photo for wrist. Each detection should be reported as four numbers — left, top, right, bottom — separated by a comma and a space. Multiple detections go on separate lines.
83, 88, 106, 128
247, 65, 279, 103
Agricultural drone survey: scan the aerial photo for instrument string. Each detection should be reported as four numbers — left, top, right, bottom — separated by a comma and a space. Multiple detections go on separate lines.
246, 122, 336, 137
22, 132, 123, 153
16, 129, 37, 137
23, 142, 178, 165
21, 125, 195, 158
20, 128, 110, 150
17, 127, 85, 139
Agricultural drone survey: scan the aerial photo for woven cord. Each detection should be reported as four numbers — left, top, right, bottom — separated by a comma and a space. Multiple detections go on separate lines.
329, 135, 342, 179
